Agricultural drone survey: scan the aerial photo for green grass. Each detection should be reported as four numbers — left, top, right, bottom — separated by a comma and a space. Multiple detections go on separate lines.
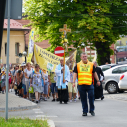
0, 117, 49, 127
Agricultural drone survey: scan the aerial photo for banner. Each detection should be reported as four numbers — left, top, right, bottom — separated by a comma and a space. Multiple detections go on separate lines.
34, 44, 77, 72
27, 29, 34, 63
66, 50, 77, 70
34, 44, 61, 72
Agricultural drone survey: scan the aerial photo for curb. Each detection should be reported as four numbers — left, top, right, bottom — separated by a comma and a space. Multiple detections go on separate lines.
0, 103, 39, 112
47, 119, 55, 127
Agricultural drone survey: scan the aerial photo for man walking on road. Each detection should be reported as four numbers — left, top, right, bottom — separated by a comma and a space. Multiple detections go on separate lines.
55, 58, 70, 104
73, 52, 100, 116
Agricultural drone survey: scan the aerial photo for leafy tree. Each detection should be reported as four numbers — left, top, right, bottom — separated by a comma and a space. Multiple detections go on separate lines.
24, 0, 127, 65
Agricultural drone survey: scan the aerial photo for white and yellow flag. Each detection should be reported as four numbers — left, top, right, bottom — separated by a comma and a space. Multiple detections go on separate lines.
27, 29, 34, 63
34, 44, 77, 72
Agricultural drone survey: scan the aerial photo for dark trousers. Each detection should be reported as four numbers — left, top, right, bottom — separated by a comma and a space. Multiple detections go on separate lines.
58, 86, 68, 103
0, 85, 2, 91
94, 82, 103, 99
78, 84, 94, 113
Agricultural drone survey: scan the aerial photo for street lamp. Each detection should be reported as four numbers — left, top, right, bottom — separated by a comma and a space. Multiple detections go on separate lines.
18, 51, 27, 63
22, 51, 27, 63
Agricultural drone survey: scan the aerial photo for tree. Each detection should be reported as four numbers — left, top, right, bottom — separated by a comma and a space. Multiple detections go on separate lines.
24, 0, 127, 65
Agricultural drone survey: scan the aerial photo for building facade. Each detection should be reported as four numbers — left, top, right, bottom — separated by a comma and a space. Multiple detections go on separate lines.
2, 19, 30, 64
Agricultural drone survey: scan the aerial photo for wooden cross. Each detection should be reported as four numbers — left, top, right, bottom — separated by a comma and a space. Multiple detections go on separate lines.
59, 24, 71, 37
59, 24, 71, 83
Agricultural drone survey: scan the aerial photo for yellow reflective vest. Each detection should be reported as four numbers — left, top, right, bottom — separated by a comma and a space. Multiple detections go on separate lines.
77, 61, 93, 85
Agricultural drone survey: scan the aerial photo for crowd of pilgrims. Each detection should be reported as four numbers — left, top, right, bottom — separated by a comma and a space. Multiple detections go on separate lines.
0, 61, 104, 104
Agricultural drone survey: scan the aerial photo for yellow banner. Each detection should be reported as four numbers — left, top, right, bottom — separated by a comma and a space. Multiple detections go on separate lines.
27, 29, 34, 63
34, 44, 61, 72
34, 44, 77, 72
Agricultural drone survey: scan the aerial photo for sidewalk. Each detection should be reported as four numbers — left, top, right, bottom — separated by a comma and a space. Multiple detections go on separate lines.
0, 92, 38, 111
104, 91, 127, 101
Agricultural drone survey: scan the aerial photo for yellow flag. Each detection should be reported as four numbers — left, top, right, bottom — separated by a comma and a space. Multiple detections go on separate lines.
27, 29, 34, 63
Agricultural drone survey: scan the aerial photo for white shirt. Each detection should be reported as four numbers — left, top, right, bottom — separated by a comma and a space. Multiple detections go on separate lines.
24, 68, 33, 82
55, 64, 70, 86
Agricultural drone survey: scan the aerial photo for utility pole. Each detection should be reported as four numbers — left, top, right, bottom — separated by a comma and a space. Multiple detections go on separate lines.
0, 0, 7, 57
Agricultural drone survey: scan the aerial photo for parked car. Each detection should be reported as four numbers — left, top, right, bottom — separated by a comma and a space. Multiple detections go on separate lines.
99, 64, 116, 72
99, 63, 127, 72
102, 64, 127, 94
118, 72, 127, 91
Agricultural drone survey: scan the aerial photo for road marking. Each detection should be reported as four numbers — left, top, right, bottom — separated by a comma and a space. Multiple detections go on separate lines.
36, 115, 58, 118
35, 112, 43, 114
33, 109, 40, 111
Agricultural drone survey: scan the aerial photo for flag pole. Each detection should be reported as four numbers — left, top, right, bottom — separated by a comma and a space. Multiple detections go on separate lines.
63, 48, 65, 82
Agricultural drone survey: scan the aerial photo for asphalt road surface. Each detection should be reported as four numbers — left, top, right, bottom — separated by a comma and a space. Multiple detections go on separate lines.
1, 91, 127, 127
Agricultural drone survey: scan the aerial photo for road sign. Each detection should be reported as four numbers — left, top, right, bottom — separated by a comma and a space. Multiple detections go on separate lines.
54, 47, 64, 57
5, 0, 22, 19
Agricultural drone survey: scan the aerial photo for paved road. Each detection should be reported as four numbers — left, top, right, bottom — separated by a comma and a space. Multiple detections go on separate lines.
1, 91, 127, 127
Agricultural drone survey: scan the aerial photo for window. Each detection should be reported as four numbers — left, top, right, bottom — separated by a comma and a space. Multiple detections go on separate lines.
118, 66, 127, 73
15, 43, 19, 56
102, 65, 111, 72
5, 43, 7, 55
112, 66, 127, 74
112, 68, 119, 74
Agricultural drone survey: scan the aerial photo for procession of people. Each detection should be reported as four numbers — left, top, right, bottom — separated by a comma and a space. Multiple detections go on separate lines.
0, 52, 105, 116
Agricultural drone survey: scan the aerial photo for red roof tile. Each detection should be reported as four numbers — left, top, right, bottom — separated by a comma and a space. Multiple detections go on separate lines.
4, 19, 30, 30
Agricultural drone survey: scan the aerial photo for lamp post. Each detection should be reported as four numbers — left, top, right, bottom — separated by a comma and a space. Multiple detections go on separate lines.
18, 51, 27, 63
22, 51, 27, 63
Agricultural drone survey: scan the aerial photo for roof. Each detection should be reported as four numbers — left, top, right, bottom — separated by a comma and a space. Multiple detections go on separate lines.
116, 52, 127, 58
35, 40, 51, 49
3, 19, 30, 31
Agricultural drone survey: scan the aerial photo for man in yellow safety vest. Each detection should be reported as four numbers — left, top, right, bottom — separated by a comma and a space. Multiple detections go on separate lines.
73, 52, 100, 116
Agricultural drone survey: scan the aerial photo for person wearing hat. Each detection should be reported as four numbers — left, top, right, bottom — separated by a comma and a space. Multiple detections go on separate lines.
1, 67, 6, 94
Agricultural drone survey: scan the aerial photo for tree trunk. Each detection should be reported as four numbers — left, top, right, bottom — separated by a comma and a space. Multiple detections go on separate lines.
95, 42, 111, 65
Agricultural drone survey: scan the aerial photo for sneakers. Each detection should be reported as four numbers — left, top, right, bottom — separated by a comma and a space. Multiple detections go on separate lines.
36, 100, 39, 103
78, 97, 80, 100
82, 112, 87, 116
90, 111, 95, 116
52, 99, 55, 102
74, 98, 76, 102
44, 98, 47, 101
101, 96, 104, 100
70, 100, 72, 103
